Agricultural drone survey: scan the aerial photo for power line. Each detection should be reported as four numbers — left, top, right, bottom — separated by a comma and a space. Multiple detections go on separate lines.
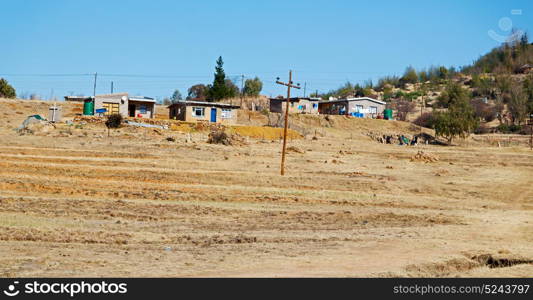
0, 73, 92, 77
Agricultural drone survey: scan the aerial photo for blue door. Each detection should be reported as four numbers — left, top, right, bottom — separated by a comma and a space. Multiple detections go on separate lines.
210, 108, 217, 122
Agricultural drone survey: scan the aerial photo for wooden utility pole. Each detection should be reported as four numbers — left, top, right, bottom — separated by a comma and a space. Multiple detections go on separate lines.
303, 82, 307, 97
240, 75, 245, 108
420, 94, 424, 133
419, 84, 426, 133
111, 81, 114, 94
93, 72, 97, 97
529, 114, 533, 151
276, 70, 301, 176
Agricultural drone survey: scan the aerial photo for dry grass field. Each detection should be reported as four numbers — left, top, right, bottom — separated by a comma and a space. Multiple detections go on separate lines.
0, 98, 532, 277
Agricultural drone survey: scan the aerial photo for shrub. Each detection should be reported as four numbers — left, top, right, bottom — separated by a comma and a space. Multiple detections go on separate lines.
497, 124, 509, 133
437, 81, 470, 108
207, 128, 231, 145
389, 100, 417, 121
105, 114, 122, 137
474, 124, 491, 134
471, 99, 497, 122
496, 124, 522, 133
105, 114, 122, 129
413, 112, 435, 128
509, 124, 522, 133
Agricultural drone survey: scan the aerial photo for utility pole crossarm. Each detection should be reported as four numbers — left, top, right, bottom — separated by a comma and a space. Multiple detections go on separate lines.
275, 80, 301, 89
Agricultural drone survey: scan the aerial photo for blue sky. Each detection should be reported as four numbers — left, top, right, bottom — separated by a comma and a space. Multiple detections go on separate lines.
1, 0, 532, 100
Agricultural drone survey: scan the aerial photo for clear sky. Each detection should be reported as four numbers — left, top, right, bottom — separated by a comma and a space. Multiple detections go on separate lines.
1, 0, 532, 100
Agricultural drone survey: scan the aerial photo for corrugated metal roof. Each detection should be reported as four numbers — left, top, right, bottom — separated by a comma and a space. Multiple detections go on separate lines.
129, 96, 156, 103
167, 101, 240, 109
319, 97, 386, 105
269, 97, 320, 102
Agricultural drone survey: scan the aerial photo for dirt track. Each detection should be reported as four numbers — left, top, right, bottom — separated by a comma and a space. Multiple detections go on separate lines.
0, 99, 532, 277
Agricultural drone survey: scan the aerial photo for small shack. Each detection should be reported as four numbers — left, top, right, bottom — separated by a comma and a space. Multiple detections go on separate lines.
269, 97, 320, 114
127, 96, 157, 118
83, 93, 157, 118
168, 101, 240, 124
318, 97, 386, 118
517, 64, 533, 74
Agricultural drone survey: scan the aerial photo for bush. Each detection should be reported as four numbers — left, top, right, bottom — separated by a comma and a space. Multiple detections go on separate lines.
437, 81, 470, 108
105, 114, 122, 137
496, 124, 522, 133
413, 112, 435, 128
207, 128, 231, 145
471, 99, 497, 122
389, 100, 416, 121
509, 124, 522, 133
474, 124, 491, 134
105, 114, 122, 129
497, 124, 509, 133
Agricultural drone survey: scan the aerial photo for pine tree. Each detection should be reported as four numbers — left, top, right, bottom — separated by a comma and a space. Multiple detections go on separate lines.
207, 56, 231, 101
399, 66, 418, 87
0, 78, 16, 98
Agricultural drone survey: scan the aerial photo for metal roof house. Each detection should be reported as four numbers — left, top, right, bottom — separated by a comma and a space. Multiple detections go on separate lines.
168, 101, 240, 124
92, 93, 156, 118
517, 64, 533, 74
318, 97, 386, 118
269, 97, 320, 114
127, 96, 157, 118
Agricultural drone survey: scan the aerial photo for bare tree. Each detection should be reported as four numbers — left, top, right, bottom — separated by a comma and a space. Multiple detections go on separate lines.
390, 100, 417, 121
508, 83, 528, 125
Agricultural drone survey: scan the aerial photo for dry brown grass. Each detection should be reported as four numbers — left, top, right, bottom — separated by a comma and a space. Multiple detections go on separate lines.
0, 98, 531, 277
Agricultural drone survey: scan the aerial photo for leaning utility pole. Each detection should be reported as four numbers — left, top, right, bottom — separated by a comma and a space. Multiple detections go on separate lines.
276, 70, 301, 176
93, 72, 98, 97
529, 113, 533, 151
420, 93, 424, 133
240, 75, 245, 108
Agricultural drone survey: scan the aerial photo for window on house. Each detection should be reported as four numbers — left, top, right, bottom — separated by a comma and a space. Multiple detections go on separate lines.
313, 103, 318, 109
355, 105, 364, 112
221, 109, 232, 119
192, 107, 205, 117
369, 106, 378, 114
140, 104, 147, 114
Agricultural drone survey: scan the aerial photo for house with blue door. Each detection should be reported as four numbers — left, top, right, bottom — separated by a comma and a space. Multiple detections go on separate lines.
269, 97, 320, 114
167, 101, 240, 124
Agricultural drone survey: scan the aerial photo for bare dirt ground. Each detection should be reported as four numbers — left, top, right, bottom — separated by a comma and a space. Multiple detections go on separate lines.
0, 98, 532, 277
